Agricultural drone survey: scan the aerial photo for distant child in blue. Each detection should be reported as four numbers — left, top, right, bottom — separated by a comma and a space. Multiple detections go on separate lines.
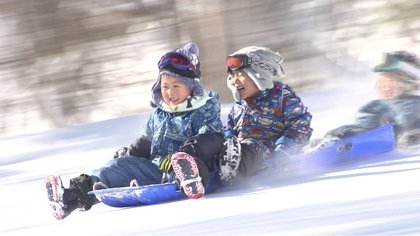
45, 42, 224, 220
316, 51, 420, 151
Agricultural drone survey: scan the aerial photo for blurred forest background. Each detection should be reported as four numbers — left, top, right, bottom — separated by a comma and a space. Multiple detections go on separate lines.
1, 0, 419, 137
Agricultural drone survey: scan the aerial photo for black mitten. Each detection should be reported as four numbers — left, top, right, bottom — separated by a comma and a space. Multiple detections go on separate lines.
128, 136, 152, 159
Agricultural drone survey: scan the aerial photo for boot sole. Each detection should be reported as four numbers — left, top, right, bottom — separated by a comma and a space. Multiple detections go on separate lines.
219, 137, 241, 184
45, 175, 66, 220
171, 152, 205, 199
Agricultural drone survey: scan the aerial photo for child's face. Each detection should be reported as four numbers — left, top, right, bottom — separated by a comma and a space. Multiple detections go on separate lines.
160, 75, 192, 107
227, 70, 260, 100
375, 73, 401, 100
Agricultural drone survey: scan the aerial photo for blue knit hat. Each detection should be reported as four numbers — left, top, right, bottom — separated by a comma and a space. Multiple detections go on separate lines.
151, 42, 204, 106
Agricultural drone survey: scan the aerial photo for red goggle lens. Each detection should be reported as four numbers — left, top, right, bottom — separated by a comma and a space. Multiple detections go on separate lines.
160, 53, 191, 66
226, 56, 246, 71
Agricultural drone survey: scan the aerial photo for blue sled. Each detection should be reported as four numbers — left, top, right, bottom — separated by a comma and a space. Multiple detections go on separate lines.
300, 124, 395, 169
89, 171, 222, 207
90, 125, 395, 208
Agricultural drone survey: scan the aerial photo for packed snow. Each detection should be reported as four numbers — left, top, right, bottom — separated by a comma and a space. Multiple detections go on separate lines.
1, 83, 420, 236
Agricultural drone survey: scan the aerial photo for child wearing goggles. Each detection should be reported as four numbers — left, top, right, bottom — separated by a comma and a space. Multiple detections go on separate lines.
219, 46, 313, 184
314, 50, 420, 151
45, 42, 224, 220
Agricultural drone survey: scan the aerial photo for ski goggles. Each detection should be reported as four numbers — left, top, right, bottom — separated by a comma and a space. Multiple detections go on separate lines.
226, 55, 278, 76
158, 51, 199, 78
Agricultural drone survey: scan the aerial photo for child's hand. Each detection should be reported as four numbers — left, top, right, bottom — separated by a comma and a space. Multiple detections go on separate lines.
159, 155, 173, 173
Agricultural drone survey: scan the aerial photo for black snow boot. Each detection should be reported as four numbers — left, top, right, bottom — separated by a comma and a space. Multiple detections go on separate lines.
45, 174, 96, 220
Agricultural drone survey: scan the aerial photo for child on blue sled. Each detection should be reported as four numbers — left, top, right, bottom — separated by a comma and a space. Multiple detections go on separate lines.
314, 51, 420, 152
45, 42, 224, 220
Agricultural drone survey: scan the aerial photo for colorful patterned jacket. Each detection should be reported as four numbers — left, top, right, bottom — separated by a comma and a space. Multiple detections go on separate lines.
225, 81, 313, 156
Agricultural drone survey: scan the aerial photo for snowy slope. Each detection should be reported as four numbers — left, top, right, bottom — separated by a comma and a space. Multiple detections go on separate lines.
1, 85, 420, 236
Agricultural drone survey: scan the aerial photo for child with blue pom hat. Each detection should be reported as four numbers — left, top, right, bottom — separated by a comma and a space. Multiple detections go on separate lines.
44, 42, 224, 220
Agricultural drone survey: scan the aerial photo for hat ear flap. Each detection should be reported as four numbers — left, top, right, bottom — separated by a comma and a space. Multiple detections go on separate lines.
151, 76, 163, 106
243, 68, 273, 91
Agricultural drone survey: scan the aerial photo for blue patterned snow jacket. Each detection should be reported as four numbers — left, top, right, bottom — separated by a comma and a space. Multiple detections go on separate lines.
144, 91, 224, 166
225, 81, 313, 156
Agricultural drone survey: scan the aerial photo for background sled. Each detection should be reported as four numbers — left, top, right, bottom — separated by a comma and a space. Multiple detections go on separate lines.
296, 124, 396, 171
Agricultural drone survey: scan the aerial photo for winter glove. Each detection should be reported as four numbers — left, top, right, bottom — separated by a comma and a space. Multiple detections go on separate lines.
129, 136, 152, 159
113, 136, 152, 159
159, 155, 174, 184
113, 147, 129, 159
271, 146, 294, 170
158, 155, 173, 173
273, 138, 299, 168
273, 146, 292, 158
273, 144, 292, 161
274, 136, 300, 157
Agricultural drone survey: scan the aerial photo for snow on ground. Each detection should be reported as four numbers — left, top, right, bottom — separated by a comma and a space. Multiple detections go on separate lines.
1, 84, 420, 236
